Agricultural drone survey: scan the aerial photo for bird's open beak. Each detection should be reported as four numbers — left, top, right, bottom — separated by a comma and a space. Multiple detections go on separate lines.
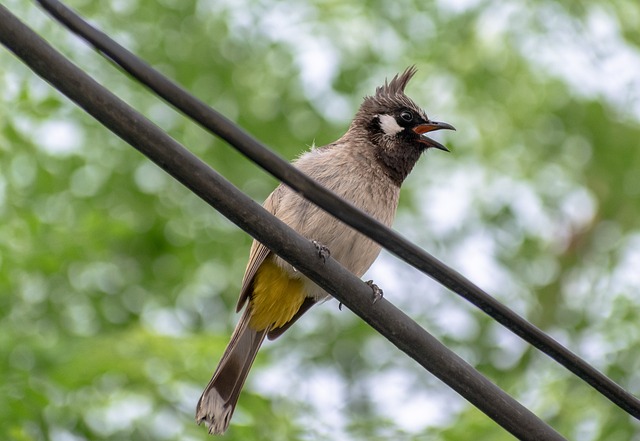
413, 120, 456, 152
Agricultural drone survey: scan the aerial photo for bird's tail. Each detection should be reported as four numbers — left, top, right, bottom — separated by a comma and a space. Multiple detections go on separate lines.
196, 307, 267, 435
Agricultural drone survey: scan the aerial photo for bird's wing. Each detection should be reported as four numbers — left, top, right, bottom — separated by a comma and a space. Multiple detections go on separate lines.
235, 186, 282, 312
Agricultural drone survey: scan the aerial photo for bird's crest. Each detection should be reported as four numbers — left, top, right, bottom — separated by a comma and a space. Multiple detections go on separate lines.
353, 66, 426, 130
375, 65, 417, 98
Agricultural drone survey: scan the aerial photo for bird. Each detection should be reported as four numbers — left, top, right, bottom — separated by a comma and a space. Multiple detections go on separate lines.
195, 66, 455, 434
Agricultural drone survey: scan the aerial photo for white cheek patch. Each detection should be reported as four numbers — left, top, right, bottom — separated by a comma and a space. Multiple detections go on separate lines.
378, 114, 403, 136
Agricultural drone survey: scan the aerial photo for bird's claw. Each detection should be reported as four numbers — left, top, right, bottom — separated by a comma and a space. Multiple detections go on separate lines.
339, 280, 382, 309
366, 280, 383, 304
312, 240, 330, 263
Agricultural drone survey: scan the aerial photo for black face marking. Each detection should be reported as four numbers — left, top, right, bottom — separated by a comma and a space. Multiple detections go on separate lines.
393, 108, 429, 134
367, 115, 383, 136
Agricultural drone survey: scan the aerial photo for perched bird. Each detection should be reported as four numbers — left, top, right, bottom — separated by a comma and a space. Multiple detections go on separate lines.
196, 66, 454, 434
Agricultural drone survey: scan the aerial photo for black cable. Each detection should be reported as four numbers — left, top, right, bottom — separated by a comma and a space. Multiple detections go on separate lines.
0, 5, 569, 439
32, 0, 640, 420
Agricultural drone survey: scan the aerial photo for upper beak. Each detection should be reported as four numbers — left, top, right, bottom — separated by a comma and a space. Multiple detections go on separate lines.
413, 120, 456, 152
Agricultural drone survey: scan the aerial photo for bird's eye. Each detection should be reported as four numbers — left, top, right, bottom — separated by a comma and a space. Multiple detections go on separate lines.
400, 111, 413, 122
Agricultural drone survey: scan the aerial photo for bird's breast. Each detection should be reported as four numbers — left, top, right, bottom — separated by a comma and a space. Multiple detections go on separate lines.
272, 149, 401, 299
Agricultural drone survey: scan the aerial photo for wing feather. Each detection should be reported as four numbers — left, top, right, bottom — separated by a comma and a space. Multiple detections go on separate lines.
235, 186, 283, 312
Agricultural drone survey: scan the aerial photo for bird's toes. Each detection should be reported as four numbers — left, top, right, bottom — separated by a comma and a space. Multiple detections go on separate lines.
311, 240, 330, 263
366, 280, 384, 304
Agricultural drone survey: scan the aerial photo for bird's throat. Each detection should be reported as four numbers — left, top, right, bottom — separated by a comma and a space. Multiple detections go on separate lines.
376, 145, 424, 186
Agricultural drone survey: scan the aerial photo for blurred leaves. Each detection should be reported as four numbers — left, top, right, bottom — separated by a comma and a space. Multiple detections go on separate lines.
1, 0, 640, 439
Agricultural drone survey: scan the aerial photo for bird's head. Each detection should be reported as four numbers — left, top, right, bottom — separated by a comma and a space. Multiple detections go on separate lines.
351, 66, 455, 184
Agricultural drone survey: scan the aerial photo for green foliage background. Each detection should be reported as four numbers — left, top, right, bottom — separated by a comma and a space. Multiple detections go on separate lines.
1, 1, 640, 440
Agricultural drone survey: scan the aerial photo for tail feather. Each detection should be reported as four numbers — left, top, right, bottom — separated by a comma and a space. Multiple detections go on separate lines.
196, 308, 267, 435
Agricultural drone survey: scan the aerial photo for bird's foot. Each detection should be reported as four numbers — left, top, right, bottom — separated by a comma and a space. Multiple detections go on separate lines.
366, 280, 384, 304
311, 240, 330, 263
339, 280, 383, 309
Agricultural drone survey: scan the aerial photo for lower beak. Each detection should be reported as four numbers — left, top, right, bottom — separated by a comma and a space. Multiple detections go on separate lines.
413, 121, 456, 152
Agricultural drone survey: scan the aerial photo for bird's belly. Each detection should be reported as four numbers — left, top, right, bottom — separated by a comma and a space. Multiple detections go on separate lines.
249, 259, 306, 330
273, 196, 391, 301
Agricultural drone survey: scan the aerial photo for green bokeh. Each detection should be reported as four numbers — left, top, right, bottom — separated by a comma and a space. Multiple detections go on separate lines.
1, 0, 639, 440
